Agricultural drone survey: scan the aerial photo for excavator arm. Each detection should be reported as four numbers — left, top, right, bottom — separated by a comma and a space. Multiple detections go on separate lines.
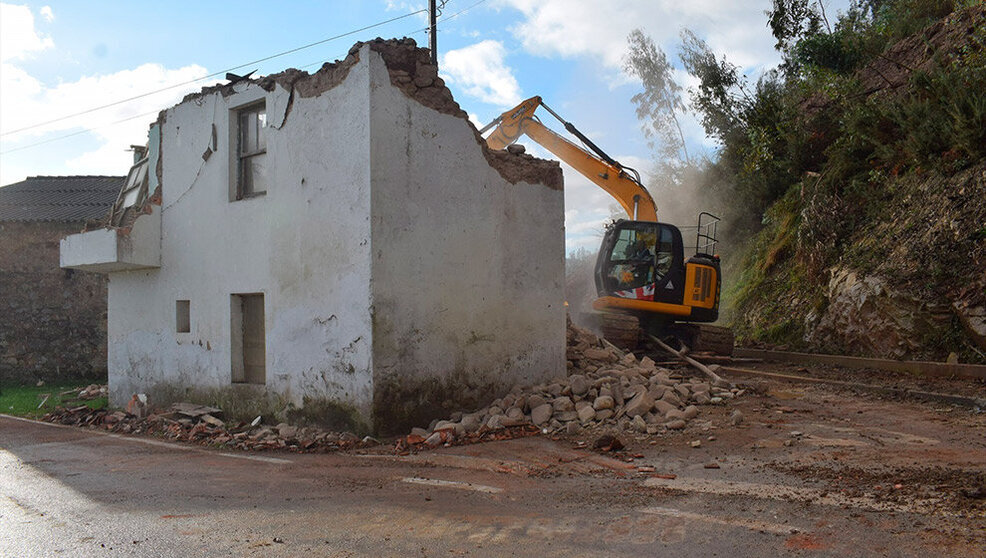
481, 96, 658, 222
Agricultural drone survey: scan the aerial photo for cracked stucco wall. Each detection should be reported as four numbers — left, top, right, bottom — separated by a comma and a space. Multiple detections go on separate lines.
366, 46, 566, 434
104, 39, 564, 432
107, 46, 374, 417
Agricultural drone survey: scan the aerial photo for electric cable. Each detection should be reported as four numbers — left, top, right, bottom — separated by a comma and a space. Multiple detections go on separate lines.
0, 8, 427, 138
2, 0, 491, 156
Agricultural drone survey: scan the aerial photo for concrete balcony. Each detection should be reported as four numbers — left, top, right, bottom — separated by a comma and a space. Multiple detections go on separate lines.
60, 204, 161, 273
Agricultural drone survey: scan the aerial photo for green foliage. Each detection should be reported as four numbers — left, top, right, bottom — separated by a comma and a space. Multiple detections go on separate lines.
768, 0, 825, 54
0, 383, 106, 418
626, 1, 984, 357
678, 29, 745, 145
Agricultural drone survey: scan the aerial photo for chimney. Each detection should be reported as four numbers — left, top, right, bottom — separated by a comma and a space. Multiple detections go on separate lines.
129, 144, 148, 165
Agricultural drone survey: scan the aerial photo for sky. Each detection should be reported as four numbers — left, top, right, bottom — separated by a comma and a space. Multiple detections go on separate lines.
0, 0, 851, 253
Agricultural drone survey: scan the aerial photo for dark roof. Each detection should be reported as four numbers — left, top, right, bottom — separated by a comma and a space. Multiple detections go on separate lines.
0, 175, 124, 222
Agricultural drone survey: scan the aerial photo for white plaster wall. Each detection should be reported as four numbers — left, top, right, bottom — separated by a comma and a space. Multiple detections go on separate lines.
366, 48, 566, 427
107, 57, 375, 419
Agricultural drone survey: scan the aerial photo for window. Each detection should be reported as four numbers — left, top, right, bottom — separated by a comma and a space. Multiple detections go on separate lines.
235, 103, 267, 199
176, 300, 190, 333
603, 223, 677, 292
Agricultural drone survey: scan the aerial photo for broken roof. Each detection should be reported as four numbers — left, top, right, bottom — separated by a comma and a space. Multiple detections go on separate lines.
0, 175, 124, 222
179, 38, 563, 191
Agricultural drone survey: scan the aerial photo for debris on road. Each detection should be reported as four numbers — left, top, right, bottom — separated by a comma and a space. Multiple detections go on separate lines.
396, 318, 746, 452
40, 319, 746, 456
42, 402, 379, 453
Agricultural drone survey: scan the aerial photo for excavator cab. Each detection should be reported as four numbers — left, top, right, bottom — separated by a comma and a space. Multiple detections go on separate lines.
593, 219, 721, 325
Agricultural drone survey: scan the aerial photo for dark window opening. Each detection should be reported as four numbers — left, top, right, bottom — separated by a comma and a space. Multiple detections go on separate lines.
176, 300, 190, 333
235, 103, 267, 199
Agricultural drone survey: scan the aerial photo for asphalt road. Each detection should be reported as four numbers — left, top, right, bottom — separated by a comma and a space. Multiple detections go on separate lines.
2, 376, 984, 557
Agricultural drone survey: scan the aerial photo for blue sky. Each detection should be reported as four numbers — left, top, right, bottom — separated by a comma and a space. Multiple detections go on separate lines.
0, 1, 851, 252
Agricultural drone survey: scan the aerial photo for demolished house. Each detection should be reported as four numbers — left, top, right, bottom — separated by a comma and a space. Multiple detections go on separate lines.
60, 39, 566, 433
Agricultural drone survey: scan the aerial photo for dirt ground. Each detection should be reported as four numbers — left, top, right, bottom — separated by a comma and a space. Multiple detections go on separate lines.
3, 362, 984, 557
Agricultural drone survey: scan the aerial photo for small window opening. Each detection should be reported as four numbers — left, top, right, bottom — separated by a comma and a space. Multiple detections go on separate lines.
176, 300, 190, 333
235, 103, 267, 199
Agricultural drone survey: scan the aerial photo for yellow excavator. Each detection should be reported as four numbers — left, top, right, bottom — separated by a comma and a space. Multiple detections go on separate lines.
481, 96, 732, 353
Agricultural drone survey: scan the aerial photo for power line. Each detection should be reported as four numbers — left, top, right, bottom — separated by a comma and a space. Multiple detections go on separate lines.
0, 8, 427, 138
0, 110, 163, 155
2, 0, 491, 156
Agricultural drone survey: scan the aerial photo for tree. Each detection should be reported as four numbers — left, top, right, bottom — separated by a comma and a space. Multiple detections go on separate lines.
767, 0, 825, 53
678, 29, 747, 146
624, 29, 691, 174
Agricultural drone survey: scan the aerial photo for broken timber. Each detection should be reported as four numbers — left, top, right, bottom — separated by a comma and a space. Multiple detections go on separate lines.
646, 333, 730, 387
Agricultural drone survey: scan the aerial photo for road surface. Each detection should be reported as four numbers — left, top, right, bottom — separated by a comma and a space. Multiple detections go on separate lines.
2, 372, 984, 556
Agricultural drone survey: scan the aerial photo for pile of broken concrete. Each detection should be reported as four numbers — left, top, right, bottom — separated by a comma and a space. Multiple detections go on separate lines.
399, 319, 744, 451
43, 319, 744, 454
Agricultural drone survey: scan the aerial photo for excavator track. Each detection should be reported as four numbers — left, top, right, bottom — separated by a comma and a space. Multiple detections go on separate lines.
599, 312, 641, 351
665, 324, 735, 356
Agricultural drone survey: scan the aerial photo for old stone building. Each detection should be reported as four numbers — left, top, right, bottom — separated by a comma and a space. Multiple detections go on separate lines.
0, 175, 121, 384
61, 39, 566, 433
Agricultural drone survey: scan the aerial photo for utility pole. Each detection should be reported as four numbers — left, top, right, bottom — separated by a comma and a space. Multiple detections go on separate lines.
429, 0, 438, 67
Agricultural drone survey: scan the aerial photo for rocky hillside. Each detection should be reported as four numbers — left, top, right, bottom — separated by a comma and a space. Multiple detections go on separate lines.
727, 4, 986, 362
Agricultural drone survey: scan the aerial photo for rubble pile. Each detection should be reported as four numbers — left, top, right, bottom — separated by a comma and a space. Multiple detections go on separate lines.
43, 402, 379, 453
399, 318, 744, 451
42, 319, 743, 455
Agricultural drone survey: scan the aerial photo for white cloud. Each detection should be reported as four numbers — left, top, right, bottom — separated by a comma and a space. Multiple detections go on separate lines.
0, 6, 207, 184
0, 3, 54, 62
1, 63, 207, 181
40, 5, 53, 22
502, 0, 781, 74
440, 40, 522, 108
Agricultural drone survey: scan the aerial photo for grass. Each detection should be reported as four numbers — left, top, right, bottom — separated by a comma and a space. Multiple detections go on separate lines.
0, 383, 107, 419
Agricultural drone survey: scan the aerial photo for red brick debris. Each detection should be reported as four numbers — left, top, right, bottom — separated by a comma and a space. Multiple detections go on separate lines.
42, 403, 380, 453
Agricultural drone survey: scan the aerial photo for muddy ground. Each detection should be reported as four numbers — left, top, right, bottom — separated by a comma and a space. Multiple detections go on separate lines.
2, 362, 984, 557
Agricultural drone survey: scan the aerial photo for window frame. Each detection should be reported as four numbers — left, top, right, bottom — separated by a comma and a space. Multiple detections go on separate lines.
230, 99, 268, 201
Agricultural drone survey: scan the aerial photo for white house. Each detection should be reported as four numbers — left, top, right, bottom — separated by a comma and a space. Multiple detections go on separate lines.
61, 39, 566, 434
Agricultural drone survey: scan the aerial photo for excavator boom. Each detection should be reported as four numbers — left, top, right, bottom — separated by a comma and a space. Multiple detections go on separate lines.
482, 96, 658, 222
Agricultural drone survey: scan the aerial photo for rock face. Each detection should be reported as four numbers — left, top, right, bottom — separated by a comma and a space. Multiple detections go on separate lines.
805, 268, 954, 359
953, 297, 986, 352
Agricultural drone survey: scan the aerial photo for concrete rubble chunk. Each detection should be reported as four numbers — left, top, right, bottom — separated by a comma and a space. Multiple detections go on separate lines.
552, 396, 575, 412
654, 400, 676, 415
526, 394, 547, 412
665, 409, 685, 421
555, 411, 579, 422
661, 391, 682, 408
594, 409, 615, 421
593, 395, 615, 411
623, 389, 655, 418
569, 374, 590, 396
577, 405, 596, 423
531, 403, 553, 426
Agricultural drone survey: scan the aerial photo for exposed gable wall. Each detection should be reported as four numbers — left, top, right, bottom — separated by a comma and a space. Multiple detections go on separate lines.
366, 45, 565, 433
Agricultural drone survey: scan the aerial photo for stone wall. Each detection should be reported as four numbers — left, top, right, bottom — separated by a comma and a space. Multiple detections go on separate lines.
0, 221, 107, 384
